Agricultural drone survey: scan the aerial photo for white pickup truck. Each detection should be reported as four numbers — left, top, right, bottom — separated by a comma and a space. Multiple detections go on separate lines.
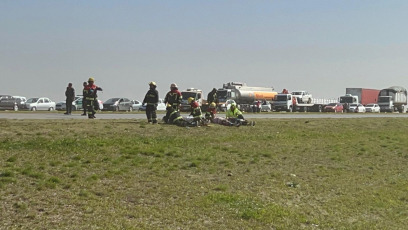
291, 91, 312, 104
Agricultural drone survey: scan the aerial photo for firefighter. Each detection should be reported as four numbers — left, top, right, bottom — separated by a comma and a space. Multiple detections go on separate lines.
226, 102, 255, 126
64, 83, 75, 115
142, 81, 159, 124
164, 83, 182, 111
188, 97, 203, 123
207, 88, 218, 106
205, 102, 217, 122
84, 77, 103, 119
81, 82, 87, 116
163, 104, 195, 127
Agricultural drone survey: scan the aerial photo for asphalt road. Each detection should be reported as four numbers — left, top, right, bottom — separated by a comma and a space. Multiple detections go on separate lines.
1, 111, 408, 120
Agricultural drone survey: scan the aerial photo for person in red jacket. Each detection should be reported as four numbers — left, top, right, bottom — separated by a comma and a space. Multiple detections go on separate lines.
164, 83, 182, 111
84, 77, 102, 119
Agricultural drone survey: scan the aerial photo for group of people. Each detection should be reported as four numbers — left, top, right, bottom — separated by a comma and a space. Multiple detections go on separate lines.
64, 77, 102, 119
142, 82, 255, 127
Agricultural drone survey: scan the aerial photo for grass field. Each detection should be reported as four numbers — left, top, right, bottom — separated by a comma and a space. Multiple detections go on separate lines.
1, 118, 408, 229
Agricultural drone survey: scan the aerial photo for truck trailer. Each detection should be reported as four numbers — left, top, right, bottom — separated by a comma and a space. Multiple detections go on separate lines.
217, 82, 277, 112
378, 86, 408, 113
273, 93, 336, 112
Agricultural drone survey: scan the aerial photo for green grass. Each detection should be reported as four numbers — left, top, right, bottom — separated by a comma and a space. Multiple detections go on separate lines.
1, 118, 408, 229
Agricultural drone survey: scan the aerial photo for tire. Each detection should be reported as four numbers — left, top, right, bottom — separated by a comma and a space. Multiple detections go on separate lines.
31, 107, 36, 111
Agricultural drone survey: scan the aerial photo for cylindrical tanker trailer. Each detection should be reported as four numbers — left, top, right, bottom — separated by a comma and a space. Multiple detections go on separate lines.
217, 82, 277, 111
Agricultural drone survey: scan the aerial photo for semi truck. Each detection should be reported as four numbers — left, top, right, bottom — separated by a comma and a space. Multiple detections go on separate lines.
217, 82, 277, 112
339, 88, 380, 112
377, 86, 408, 112
273, 93, 336, 112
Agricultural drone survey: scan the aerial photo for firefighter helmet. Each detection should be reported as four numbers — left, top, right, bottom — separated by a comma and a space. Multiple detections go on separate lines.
210, 102, 216, 108
88, 77, 95, 82
231, 102, 237, 107
149, 81, 156, 86
188, 97, 195, 104
170, 83, 178, 88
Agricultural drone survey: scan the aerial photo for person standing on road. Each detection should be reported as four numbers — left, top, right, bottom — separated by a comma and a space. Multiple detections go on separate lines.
64, 83, 75, 115
207, 88, 218, 106
164, 83, 182, 111
142, 81, 159, 124
81, 82, 87, 116
84, 77, 103, 119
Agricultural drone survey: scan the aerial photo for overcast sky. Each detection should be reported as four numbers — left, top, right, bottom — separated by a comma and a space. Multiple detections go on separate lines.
1, 0, 408, 102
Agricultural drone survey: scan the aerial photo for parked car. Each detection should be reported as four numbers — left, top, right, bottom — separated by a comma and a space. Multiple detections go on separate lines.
365, 103, 381, 113
131, 100, 143, 111
24, 97, 56, 111
102, 98, 134, 111
139, 99, 166, 111
56, 97, 104, 111
13, 96, 27, 106
0, 95, 24, 111
349, 103, 366, 113
324, 103, 344, 113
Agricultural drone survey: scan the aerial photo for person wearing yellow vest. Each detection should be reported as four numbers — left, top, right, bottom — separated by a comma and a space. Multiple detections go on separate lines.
226, 102, 255, 126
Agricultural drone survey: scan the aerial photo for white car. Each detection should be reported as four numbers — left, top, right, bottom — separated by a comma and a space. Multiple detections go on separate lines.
365, 103, 381, 113
138, 99, 166, 111
349, 103, 366, 113
131, 100, 143, 111
291, 91, 312, 104
25, 97, 56, 111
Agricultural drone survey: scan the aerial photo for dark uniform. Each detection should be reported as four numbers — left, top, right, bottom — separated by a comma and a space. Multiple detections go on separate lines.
164, 83, 182, 111
164, 106, 195, 127
84, 77, 102, 119
207, 88, 218, 105
143, 82, 159, 123
81, 82, 87, 116
65, 83, 75, 115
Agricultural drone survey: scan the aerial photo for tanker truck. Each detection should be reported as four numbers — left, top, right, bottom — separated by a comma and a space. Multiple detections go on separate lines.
217, 82, 277, 112
378, 86, 408, 113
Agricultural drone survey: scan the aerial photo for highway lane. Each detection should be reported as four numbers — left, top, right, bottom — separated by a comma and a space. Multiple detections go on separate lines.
1, 111, 408, 120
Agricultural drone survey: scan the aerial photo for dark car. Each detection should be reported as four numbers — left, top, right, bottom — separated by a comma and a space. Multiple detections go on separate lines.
0, 95, 24, 111
324, 103, 344, 113
102, 98, 134, 111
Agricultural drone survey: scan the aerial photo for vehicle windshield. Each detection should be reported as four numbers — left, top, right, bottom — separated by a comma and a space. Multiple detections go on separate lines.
349, 103, 358, 107
292, 92, 302, 95
181, 92, 197, 102
217, 90, 228, 99
339, 97, 353, 103
378, 97, 390, 102
105, 98, 120, 103
275, 95, 289, 101
26, 98, 39, 103
366, 104, 374, 107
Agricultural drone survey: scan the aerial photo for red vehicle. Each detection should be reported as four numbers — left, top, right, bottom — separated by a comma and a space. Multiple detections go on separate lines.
324, 103, 344, 113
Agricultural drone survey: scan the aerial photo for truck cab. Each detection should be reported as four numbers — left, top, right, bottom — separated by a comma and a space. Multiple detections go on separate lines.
273, 94, 294, 112
292, 91, 312, 104
180, 88, 203, 112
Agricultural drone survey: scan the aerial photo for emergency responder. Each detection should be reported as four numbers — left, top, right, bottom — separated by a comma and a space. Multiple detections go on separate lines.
84, 77, 102, 119
188, 97, 203, 123
64, 83, 75, 115
207, 88, 218, 106
205, 102, 217, 122
226, 102, 255, 126
164, 83, 182, 111
81, 82, 87, 116
163, 104, 195, 127
142, 81, 159, 124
